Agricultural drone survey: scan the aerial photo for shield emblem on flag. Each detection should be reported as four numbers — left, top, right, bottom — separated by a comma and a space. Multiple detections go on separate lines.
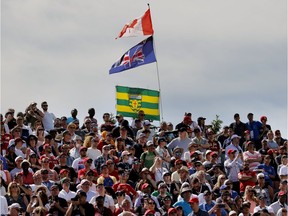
129, 94, 142, 112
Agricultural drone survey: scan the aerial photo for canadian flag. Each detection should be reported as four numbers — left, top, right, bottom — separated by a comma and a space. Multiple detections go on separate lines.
116, 9, 154, 39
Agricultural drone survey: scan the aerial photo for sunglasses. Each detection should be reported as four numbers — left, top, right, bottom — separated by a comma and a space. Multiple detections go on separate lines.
116, 193, 124, 197
148, 202, 155, 205
11, 185, 18, 188
81, 149, 87, 152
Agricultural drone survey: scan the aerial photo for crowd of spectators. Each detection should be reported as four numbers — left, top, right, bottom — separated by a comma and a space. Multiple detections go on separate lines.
0, 101, 287, 216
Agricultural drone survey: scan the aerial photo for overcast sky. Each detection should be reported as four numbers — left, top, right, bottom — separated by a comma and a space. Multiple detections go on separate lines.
1, 0, 287, 137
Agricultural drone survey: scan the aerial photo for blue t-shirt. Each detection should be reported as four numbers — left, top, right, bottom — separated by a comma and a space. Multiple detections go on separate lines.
173, 200, 192, 216
199, 202, 227, 216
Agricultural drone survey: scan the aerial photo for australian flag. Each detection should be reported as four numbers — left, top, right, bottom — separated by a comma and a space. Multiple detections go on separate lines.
109, 36, 157, 74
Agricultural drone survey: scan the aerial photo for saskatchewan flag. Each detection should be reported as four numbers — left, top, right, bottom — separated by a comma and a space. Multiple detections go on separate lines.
116, 85, 160, 121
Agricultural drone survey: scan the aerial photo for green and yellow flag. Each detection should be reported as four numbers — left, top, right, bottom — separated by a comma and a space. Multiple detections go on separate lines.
116, 85, 160, 121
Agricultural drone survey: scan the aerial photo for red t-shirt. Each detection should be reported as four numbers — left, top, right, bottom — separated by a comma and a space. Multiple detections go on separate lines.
238, 170, 256, 192
1, 133, 13, 151
21, 171, 34, 185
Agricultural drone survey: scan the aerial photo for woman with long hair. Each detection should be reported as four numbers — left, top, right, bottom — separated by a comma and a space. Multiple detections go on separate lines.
213, 174, 226, 190
5, 182, 28, 211
243, 185, 259, 213
28, 153, 41, 173
35, 126, 45, 154
115, 137, 125, 157
83, 135, 93, 148
26, 134, 39, 155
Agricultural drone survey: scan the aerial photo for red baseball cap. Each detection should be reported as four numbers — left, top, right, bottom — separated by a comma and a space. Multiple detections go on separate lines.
168, 208, 177, 214
60, 169, 69, 174
227, 149, 237, 155
79, 146, 87, 152
141, 183, 151, 190
189, 197, 199, 204
43, 144, 51, 150
174, 159, 183, 165
278, 191, 287, 196
144, 210, 156, 216
210, 152, 218, 157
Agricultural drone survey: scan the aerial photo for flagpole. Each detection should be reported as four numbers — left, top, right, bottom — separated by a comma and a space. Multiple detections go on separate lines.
148, 4, 164, 122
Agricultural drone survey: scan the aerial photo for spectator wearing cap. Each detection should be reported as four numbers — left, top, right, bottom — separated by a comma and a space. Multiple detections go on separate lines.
112, 170, 138, 201
150, 156, 169, 182
4, 141, 17, 171
77, 179, 96, 202
269, 191, 288, 214
224, 134, 243, 163
173, 186, 193, 216
167, 127, 192, 153
199, 190, 227, 216
254, 173, 273, 206
191, 128, 209, 153
253, 195, 274, 214
155, 137, 171, 169
89, 183, 115, 212
54, 153, 77, 183
94, 145, 113, 174
259, 115, 272, 139
188, 196, 209, 216
238, 160, 257, 194
151, 182, 171, 206
48, 184, 68, 215
112, 119, 135, 139
87, 136, 101, 161
276, 145, 287, 167
197, 117, 207, 136
4, 109, 17, 130
8, 202, 22, 216
66, 190, 95, 216
39, 168, 55, 191
134, 132, 147, 158
229, 113, 247, 145
272, 180, 287, 203
255, 155, 276, 187
128, 158, 141, 184
117, 125, 135, 147
136, 120, 155, 141
81, 118, 93, 135
246, 113, 262, 149
58, 177, 76, 202
140, 140, 157, 169
134, 183, 160, 210
266, 130, 279, 149
40, 143, 59, 169
97, 164, 117, 187
10, 156, 26, 179
77, 157, 97, 181
171, 159, 184, 182
206, 129, 222, 158
224, 149, 242, 194
68, 135, 82, 160
13, 137, 26, 158
72, 146, 95, 172
118, 150, 132, 170
20, 159, 34, 184
243, 141, 262, 171
105, 159, 118, 180
176, 114, 198, 134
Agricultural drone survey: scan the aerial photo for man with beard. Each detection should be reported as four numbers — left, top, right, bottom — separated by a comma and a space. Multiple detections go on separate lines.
238, 161, 257, 195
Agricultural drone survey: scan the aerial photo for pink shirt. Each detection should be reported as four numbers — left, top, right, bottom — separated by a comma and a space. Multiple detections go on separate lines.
243, 151, 261, 170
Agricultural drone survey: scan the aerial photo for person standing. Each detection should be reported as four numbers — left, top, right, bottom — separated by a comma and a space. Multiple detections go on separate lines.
41, 101, 56, 132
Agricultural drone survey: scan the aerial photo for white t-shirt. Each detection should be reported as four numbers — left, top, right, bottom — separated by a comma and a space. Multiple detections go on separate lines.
279, 165, 288, 177
254, 205, 274, 214
72, 157, 95, 172
87, 148, 102, 162
89, 193, 114, 209
0, 196, 8, 215
42, 111, 56, 131
58, 189, 77, 202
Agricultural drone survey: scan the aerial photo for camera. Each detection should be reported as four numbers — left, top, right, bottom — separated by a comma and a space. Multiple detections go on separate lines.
217, 203, 225, 208
71, 195, 79, 201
